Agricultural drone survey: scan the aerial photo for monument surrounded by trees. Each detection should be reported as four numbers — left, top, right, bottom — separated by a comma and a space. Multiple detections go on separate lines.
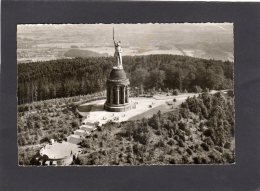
17, 24, 235, 166
104, 29, 131, 112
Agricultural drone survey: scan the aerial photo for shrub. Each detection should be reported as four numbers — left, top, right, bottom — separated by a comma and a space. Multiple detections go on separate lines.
193, 85, 202, 93
18, 105, 29, 112
40, 136, 50, 144
203, 129, 213, 137
186, 148, 192, 155
201, 143, 209, 151
224, 142, 231, 149
169, 158, 176, 164
148, 114, 160, 130
156, 139, 166, 147
172, 89, 180, 95
204, 137, 214, 146
203, 88, 210, 93
227, 90, 234, 97
193, 157, 202, 164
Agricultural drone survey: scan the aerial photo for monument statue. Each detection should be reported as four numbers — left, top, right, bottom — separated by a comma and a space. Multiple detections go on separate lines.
113, 28, 123, 69
104, 27, 131, 112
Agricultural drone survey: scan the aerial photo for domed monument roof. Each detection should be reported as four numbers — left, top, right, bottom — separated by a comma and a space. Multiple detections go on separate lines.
109, 68, 127, 80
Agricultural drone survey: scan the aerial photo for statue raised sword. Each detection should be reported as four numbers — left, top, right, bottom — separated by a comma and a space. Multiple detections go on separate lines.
113, 27, 123, 69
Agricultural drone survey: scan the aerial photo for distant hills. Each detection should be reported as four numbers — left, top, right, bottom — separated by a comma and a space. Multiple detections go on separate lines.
17, 24, 234, 62
64, 49, 109, 58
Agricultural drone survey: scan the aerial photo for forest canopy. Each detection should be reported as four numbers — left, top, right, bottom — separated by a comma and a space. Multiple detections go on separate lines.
78, 91, 235, 165
18, 55, 233, 104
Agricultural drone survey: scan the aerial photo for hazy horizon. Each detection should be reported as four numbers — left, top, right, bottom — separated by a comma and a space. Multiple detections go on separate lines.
17, 23, 234, 63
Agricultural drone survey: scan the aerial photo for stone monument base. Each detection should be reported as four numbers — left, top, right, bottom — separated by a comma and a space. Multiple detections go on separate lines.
104, 102, 132, 112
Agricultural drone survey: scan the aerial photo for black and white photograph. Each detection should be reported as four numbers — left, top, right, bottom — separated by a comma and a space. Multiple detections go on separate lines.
17, 23, 235, 166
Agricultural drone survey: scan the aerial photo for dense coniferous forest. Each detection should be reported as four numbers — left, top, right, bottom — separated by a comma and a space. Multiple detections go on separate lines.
18, 55, 233, 104
77, 91, 234, 165
18, 91, 235, 165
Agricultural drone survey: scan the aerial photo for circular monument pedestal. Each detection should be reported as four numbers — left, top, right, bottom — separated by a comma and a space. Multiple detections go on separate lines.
104, 102, 131, 112
104, 68, 131, 112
